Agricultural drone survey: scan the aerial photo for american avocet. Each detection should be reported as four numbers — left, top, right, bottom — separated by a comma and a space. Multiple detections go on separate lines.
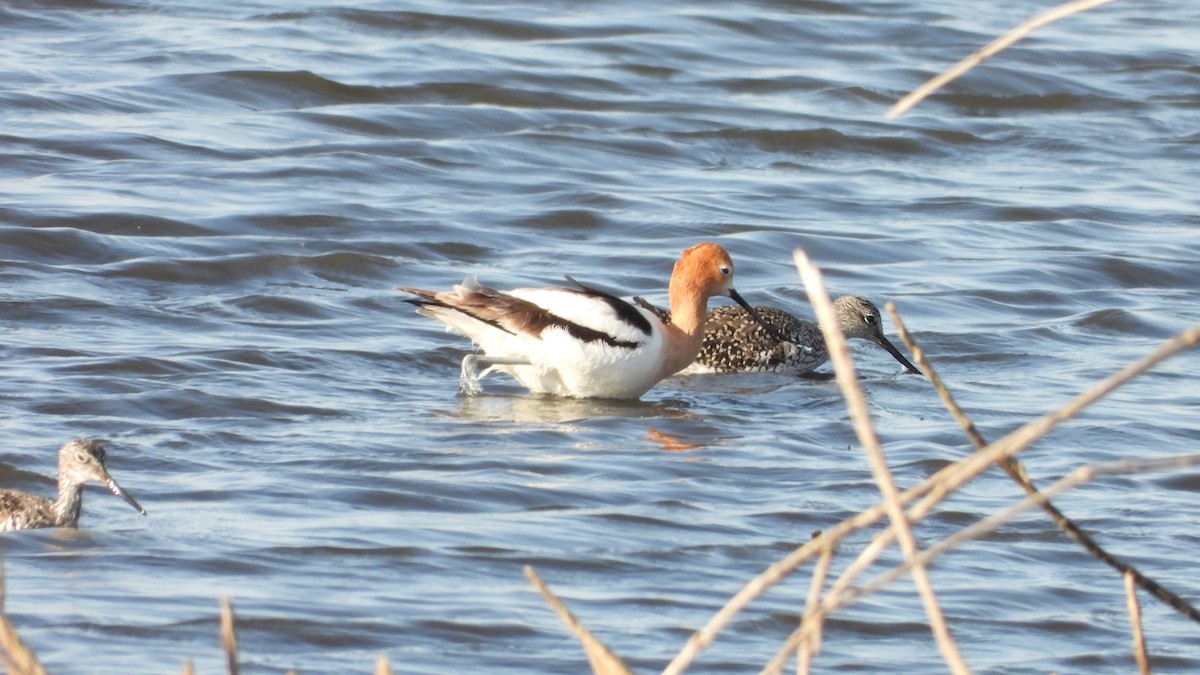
0, 439, 146, 532
635, 295, 921, 375
398, 242, 785, 399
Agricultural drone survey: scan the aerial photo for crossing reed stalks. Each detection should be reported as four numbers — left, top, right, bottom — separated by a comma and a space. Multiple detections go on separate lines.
526, 249, 1200, 674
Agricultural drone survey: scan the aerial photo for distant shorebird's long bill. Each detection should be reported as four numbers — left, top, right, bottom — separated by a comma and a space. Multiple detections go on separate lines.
105, 478, 147, 515
728, 289, 789, 343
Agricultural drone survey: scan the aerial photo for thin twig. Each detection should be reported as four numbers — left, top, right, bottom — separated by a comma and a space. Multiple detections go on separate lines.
796, 250, 969, 674
873, 455, 1200, 597
794, 544, 833, 675
1125, 571, 1150, 675
817, 509, 903, 626
822, 322, 1200, 616
524, 566, 632, 675
837, 339, 1196, 631
886, 304, 989, 450
0, 554, 46, 675
778, 454, 1200, 656
760, 534, 830, 675
220, 597, 239, 675
887, 0, 1120, 118
890, 304, 1200, 624
0, 610, 45, 675
663, 523, 866, 674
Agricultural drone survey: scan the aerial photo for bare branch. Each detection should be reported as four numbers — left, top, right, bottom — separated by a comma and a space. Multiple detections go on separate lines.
890, 303, 1200, 623
524, 566, 632, 675
1125, 571, 1150, 675
220, 598, 239, 675
887, 0, 1120, 118
795, 249, 968, 673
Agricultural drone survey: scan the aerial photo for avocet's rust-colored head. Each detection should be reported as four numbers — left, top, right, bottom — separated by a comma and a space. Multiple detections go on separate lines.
670, 242, 737, 301
668, 243, 788, 342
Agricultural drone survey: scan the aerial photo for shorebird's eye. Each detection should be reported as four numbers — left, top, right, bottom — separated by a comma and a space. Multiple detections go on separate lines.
864, 314, 877, 325
719, 265, 731, 277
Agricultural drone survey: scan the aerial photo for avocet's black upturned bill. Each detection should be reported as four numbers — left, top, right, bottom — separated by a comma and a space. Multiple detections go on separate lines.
636, 295, 921, 375
0, 439, 147, 532
398, 242, 785, 399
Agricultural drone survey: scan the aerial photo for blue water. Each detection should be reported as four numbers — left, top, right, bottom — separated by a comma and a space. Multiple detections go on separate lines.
1, 1, 1198, 673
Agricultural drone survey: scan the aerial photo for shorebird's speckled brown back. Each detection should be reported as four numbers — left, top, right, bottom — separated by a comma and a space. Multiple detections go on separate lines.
638, 295, 921, 375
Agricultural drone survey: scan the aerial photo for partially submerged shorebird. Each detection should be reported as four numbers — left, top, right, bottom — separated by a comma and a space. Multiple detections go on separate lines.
635, 295, 921, 375
398, 242, 785, 399
0, 439, 146, 532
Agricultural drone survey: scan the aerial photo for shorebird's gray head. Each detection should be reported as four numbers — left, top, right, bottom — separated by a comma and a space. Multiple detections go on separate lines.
58, 439, 147, 516
834, 296, 921, 375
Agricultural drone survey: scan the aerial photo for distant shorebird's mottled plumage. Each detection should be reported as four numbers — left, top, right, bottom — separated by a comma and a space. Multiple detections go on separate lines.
0, 439, 146, 532
636, 295, 921, 375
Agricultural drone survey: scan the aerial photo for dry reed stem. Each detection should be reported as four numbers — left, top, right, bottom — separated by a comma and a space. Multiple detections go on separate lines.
1125, 571, 1150, 675
220, 597, 239, 675
375, 653, 396, 675
663, 522, 861, 673
885, 304, 987, 450
812, 322, 1200, 627
0, 607, 45, 675
181, 660, 195, 675
795, 249, 968, 674
868, 321, 1200, 570
664, 323, 1200, 673
889, 304, 1200, 624
0, 558, 46, 675
817, 506, 906, 625
776, 453, 1200, 660
886, 0, 1120, 118
794, 545, 833, 675
524, 566, 633, 675
864, 455, 1200, 600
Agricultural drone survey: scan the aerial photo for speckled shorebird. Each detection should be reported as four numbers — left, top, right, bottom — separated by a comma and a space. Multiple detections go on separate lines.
634, 295, 921, 375
0, 439, 146, 532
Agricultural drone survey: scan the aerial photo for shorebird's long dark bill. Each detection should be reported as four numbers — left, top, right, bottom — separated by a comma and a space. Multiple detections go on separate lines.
728, 289, 789, 343
106, 479, 147, 516
878, 335, 922, 375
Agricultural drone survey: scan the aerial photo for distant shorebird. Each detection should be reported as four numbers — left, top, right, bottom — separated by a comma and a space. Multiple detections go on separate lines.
635, 295, 921, 376
398, 242, 785, 399
0, 439, 146, 532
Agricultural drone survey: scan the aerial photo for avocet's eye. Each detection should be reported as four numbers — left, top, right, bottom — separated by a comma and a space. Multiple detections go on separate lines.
719, 265, 731, 277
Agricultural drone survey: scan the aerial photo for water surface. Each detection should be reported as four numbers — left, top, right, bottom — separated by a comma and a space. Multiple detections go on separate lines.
1, 1, 1198, 673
